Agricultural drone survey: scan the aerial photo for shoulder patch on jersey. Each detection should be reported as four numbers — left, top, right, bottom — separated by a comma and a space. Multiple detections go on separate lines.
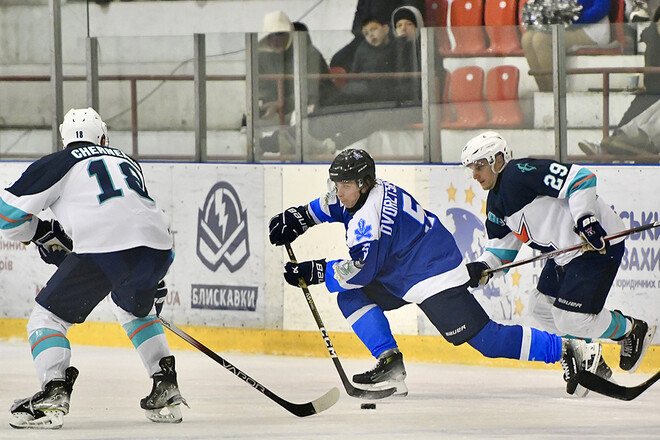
516, 162, 537, 173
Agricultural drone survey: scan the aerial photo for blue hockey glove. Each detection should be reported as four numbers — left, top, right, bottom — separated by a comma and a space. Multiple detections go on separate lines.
268, 206, 314, 246
154, 280, 167, 316
574, 214, 607, 252
284, 259, 326, 287
32, 219, 73, 266
466, 261, 491, 288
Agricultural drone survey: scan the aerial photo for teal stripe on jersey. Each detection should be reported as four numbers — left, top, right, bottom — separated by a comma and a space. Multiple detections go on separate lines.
29, 328, 70, 359
122, 315, 164, 348
0, 198, 32, 230
566, 168, 596, 198
485, 247, 518, 265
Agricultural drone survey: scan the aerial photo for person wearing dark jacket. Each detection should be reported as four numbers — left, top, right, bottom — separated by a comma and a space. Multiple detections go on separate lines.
330, 0, 425, 72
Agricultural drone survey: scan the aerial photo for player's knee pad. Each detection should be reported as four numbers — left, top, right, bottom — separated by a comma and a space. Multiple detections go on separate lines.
27, 304, 73, 336
336, 288, 373, 319
552, 307, 591, 335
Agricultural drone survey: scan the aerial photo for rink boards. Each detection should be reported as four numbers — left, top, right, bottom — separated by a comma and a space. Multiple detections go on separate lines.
0, 162, 658, 371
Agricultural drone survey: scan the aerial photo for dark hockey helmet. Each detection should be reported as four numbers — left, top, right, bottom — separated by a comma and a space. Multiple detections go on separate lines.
328, 149, 376, 188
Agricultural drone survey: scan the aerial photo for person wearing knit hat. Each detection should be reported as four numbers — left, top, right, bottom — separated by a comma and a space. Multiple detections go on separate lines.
392, 6, 422, 41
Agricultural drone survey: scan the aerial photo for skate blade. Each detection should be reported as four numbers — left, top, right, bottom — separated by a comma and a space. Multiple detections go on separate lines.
628, 325, 657, 374
9, 410, 64, 429
355, 379, 408, 397
145, 404, 185, 423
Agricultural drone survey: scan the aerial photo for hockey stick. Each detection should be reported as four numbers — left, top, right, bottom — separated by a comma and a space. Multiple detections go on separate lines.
577, 369, 660, 401
486, 221, 660, 275
159, 317, 340, 417
284, 243, 396, 400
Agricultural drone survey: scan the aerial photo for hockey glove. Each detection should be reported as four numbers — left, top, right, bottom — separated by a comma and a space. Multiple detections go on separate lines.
574, 214, 607, 252
284, 259, 326, 287
154, 280, 167, 316
268, 206, 314, 246
466, 261, 491, 288
32, 219, 73, 266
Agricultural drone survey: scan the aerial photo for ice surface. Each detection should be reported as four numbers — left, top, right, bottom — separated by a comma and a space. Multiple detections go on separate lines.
0, 341, 658, 439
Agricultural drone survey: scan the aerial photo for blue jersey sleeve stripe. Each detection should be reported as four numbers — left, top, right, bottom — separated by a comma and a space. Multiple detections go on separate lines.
0, 198, 33, 229
309, 198, 333, 223
567, 170, 596, 197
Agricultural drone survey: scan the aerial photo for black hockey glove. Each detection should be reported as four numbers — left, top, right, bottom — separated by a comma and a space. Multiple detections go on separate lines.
154, 280, 167, 316
32, 219, 73, 266
466, 261, 491, 288
284, 259, 326, 287
574, 214, 607, 252
268, 206, 314, 246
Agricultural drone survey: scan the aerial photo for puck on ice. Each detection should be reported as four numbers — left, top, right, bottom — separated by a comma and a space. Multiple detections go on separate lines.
360, 403, 376, 410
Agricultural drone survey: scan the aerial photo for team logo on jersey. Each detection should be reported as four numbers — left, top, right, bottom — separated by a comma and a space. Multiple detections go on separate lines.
517, 163, 536, 173
197, 181, 249, 272
354, 218, 373, 241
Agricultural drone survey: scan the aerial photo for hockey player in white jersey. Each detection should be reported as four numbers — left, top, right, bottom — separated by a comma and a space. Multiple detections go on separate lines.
461, 131, 656, 395
268, 148, 603, 397
0, 108, 187, 428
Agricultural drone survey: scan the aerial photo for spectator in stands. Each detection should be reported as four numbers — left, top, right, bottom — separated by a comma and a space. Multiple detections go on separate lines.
391, 5, 444, 103
521, 0, 612, 92
330, 0, 425, 73
256, 10, 336, 153
579, 5, 660, 156
339, 16, 398, 105
307, 7, 441, 153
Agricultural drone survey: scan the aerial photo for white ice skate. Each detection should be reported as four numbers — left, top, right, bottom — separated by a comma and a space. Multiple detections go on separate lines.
9, 366, 78, 429
560, 340, 601, 397
141, 355, 188, 423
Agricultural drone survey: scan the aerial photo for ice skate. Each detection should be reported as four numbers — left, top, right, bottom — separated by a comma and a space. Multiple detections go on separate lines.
560, 340, 601, 397
614, 313, 657, 373
595, 356, 613, 381
353, 350, 408, 397
9, 366, 78, 429
140, 355, 188, 423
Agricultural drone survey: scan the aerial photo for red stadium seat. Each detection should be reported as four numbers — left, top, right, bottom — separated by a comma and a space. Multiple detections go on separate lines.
484, 0, 523, 55
428, 0, 452, 53
443, 66, 488, 128
448, 0, 488, 55
485, 65, 524, 127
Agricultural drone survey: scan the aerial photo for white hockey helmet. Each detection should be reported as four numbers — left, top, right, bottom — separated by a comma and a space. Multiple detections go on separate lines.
461, 131, 512, 173
59, 107, 108, 148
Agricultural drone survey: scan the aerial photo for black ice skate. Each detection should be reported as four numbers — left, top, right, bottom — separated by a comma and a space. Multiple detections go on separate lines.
9, 366, 78, 429
614, 313, 657, 373
353, 350, 408, 397
140, 355, 188, 423
560, 340, 601, 397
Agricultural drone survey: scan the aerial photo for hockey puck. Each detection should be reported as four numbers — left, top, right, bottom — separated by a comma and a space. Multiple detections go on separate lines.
360, 403, 376, 410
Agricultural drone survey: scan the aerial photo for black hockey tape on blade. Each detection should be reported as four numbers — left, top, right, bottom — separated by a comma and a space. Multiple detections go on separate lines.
360, 403, 376, 410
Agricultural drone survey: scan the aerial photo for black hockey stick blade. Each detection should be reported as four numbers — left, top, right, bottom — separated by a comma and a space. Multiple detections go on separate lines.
487, 221, 660, 275
285, 243, 396, 400
160, 317, 340, 417
576, 370, 660, 401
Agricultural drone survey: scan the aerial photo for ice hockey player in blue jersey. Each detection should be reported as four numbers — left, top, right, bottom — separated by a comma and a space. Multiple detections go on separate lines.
268, 148, 603, 397
461, 131, 656, 395
0, 108, 187, 429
